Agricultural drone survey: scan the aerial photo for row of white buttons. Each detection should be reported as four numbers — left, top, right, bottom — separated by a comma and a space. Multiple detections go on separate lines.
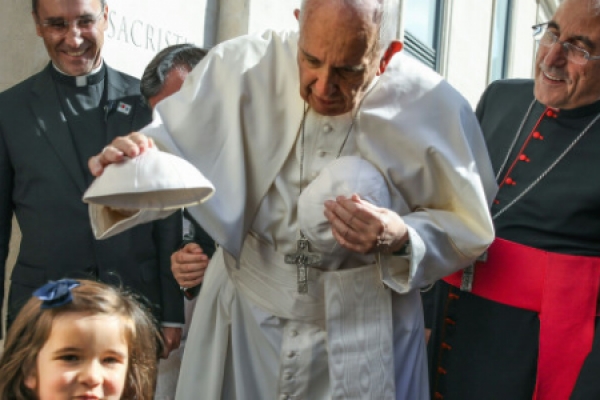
279, 325, 301, 400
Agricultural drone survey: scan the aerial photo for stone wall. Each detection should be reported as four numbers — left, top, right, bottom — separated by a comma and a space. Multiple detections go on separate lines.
0, 0, 47, 348
3, 222, 19, 341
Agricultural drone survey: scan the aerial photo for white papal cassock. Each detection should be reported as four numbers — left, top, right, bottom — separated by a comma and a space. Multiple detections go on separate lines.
90, 30, 496, 399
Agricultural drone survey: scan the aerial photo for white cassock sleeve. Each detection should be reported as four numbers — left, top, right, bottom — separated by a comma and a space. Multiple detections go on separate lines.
357, 53, 496, 292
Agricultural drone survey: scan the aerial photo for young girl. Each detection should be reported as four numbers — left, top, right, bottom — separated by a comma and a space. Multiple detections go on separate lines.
0, 279, 162, 400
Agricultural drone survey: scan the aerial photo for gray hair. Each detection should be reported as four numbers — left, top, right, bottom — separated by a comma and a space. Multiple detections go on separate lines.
559, 0, 600, 16
140, 44, 208, 103
592, 0, 600, 15
32, 0, 106, 14
298, 0, 399, 56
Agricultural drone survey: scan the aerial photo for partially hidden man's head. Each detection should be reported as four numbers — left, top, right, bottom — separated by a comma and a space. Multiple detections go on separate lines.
295, 0, 402, 116
32, 0, 108, 77
534, 0, 600, 109
141, 44, 208, 110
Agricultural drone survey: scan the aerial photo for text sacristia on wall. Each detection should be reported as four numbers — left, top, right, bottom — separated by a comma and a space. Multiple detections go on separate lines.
103, 0, 216, 78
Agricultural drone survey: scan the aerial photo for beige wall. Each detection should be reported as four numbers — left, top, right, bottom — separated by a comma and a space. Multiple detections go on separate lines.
3, 222, 19, 341
103, 0, 218, 77
505, 0, 539, 80
444, 0, 494, 107
0, 0, 49, 90
441, 0, 552, 108
0, 0, 47, 349
248, 0, 299, 35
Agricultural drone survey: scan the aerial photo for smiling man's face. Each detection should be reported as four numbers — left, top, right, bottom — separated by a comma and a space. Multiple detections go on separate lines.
534, 0, 600, 109
34, 0, 107, 76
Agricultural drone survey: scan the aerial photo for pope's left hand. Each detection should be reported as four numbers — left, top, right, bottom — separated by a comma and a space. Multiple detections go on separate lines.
324, 194, 408, 254
160, 326, 182, 359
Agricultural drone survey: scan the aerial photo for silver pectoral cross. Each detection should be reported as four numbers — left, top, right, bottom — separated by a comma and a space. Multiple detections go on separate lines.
284, 238, 322, 293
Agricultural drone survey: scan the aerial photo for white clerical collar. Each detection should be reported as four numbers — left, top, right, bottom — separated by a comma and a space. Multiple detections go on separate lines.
52, 60, 105, 87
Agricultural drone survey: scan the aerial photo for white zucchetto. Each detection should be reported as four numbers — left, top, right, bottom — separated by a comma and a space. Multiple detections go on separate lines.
83, 148, 214, 239
297, 156, 397, 269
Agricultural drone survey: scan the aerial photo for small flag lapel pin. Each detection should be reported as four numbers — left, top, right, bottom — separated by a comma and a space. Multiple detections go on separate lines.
117, 102, 132, 115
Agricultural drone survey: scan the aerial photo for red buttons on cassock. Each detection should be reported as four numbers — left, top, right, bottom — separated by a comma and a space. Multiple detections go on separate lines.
505, 177, 516, 185
546, 110, 554, 118
532, 132, 544, 140
445, 318, 456, 326
519, 154, 530, 162
494, 199, 500, 205
448, 293, 460, 300
437, 367, 448, 375
442, 342, 452, 350
434, 392, 444, 400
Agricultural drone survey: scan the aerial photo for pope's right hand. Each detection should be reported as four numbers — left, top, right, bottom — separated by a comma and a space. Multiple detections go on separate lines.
89, 132, 156, 177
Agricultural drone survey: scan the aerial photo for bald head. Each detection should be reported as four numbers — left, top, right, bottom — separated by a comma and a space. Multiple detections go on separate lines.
559, 0, 600, 14
588, 0, 600, 15
299, 0, 383, 25
297, 0, 397, 56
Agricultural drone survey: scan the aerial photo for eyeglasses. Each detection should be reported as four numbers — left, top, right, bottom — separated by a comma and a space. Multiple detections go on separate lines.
39, 11, 104, 35
532, 23, 600, 65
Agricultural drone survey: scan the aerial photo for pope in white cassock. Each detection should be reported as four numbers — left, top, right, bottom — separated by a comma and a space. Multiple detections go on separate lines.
88, 0, 496, 398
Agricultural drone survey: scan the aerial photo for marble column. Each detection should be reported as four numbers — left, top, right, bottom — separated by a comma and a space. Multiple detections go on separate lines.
216, 0, 250, 42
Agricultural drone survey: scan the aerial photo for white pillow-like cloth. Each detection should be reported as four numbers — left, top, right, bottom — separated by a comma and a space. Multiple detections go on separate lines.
297, 156, 396, 270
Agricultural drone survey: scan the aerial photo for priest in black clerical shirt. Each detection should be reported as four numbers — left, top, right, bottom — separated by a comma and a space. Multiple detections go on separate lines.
0, 0, 184, 357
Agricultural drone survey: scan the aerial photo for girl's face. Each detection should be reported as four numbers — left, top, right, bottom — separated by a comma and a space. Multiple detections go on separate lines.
26, 312, 129, 400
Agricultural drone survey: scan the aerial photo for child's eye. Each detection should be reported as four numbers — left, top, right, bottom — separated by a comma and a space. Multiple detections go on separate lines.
103, 355, 125, 365
58, 354, 80, 362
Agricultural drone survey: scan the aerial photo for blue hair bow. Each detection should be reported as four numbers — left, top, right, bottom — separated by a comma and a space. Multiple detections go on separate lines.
33, 279, 81, 309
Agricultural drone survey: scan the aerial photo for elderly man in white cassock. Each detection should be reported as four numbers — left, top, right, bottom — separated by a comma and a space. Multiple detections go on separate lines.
88, 0, 496, 398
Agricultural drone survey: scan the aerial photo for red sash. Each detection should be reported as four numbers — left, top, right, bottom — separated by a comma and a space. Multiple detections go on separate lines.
444, 238, 600, 400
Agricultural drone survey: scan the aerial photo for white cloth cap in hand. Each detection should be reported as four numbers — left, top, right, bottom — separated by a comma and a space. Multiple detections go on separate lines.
297, 156, 393, 270
83, 148, 214, 240
83, 147, 214, 209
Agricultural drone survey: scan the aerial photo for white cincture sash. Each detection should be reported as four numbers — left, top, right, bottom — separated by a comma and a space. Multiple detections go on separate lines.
223, 233, 396, 399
